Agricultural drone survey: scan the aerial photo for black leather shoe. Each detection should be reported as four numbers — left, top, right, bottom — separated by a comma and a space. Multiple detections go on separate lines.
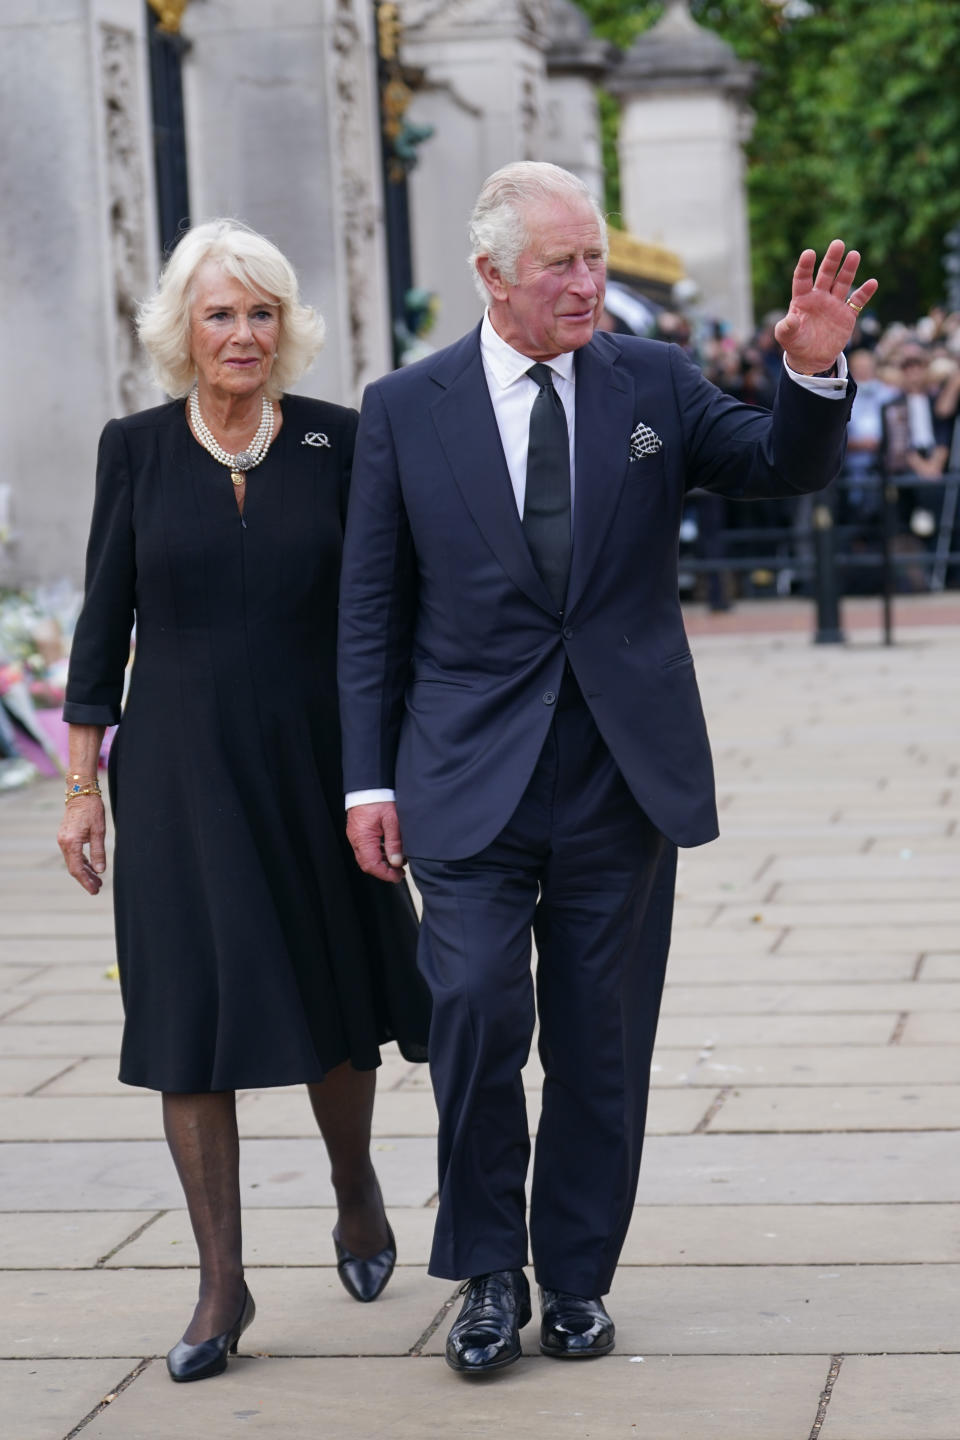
539, 1288, 615, 1359
333, 1223, 396, 1303
445, 1269, 532, 1375
166, 1285, 256, 1382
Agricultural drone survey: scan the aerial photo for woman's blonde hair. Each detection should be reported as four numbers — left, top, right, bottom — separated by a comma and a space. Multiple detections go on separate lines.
136, 219, 325, 399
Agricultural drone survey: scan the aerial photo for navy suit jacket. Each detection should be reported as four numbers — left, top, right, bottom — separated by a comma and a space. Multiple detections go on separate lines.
338, 326, 854, 858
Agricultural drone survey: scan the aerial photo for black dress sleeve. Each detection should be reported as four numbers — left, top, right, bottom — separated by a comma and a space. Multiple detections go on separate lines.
62, 419, 136, 727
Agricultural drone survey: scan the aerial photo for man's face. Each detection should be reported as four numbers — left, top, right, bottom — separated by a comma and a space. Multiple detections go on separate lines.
482, 194, 606, 360
898, 350, 930, 394
849, 349, 877, 384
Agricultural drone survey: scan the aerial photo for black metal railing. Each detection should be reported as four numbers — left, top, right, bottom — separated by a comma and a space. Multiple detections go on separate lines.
679, 473, 960, 645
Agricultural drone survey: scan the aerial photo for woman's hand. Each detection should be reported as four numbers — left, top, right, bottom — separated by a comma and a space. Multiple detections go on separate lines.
58, 795, 107, 895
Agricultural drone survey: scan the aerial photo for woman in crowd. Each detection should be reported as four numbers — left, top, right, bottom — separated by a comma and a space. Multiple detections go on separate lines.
58, 220, 430, 1383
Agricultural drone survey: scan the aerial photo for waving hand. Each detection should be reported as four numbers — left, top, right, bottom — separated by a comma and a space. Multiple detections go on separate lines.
774, 240, 879, 375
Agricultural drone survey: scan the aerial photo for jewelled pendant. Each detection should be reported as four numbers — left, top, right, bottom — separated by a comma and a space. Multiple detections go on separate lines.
231, 471, 244, 487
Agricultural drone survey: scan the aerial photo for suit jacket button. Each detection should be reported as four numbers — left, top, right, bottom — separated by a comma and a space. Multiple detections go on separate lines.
562, 626, 574, 640
543, 691, 556, 705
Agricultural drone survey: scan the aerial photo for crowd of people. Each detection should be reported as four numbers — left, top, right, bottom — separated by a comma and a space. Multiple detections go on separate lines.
604, 298, 960, 603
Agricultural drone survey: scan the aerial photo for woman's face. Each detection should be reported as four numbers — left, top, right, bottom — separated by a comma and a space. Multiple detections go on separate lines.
188, 260, 281, 401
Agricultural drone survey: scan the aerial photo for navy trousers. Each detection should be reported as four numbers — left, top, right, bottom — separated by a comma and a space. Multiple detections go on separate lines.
409, 680, 678, 1297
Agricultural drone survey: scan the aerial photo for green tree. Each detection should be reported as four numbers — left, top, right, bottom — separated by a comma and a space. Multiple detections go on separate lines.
575, 0, 960, 321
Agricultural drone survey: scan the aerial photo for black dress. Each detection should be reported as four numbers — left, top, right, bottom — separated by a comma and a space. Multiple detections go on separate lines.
64, 395, 429, 1091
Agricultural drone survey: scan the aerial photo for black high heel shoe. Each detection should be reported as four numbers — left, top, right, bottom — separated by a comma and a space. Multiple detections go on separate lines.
166, 1284, 256, 1383
333, 1223, 396, 1303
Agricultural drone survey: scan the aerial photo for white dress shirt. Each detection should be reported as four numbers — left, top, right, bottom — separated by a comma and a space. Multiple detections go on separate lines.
345, 317, 847, 810
478, 310, 578, 515
906, 392, 937, 452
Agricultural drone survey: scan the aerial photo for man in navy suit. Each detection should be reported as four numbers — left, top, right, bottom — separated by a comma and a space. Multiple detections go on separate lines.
338, 162, 876, 1375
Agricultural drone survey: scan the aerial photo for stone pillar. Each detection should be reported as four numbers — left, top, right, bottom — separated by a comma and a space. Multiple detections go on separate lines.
401, 0, 552, 347
609, 0, 755, 338
542, 0, 617, 207
0, 0, 159, 587
181, 0, 392, 404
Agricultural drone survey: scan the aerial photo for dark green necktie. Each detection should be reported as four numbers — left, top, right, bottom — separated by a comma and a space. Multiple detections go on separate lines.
523, 363, 571, 612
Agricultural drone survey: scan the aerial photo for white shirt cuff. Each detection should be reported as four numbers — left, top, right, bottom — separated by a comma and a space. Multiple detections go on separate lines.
783, 352, 849, 398
345, 788, 396, 810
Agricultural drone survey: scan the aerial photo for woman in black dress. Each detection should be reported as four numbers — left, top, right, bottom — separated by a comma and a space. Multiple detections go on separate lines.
57, 220, 429, 1382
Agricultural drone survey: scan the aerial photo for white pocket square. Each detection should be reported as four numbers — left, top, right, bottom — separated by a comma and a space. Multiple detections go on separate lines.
629, 422, 663, 460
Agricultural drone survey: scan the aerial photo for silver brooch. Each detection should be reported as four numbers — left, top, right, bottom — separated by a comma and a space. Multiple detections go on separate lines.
629, 422, 663, 460
302, 432, 331, 449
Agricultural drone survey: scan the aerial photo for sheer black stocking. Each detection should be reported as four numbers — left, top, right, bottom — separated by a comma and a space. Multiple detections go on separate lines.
307, 1062, 389, 1258
162, 1091, 246, 1345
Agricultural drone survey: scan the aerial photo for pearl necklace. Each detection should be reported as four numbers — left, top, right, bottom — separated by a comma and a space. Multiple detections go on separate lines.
189, 385, 275, 486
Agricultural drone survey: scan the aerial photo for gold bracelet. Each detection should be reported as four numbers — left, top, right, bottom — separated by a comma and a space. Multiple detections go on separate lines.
65, 780, 102, 801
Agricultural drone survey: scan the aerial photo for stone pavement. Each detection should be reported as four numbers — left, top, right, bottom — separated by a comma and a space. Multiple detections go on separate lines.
2, 598, 959, 1439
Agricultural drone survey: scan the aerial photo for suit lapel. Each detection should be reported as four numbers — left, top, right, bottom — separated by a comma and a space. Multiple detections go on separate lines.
429, 332, 555, 612
565, 335, 634, 617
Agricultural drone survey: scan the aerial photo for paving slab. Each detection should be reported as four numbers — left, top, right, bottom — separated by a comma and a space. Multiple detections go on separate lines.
674, 880, 771, 907
921, 953, 960, 980
649, 1049, 710, 1086
621, 1202, 960, 1265
0, 910, 115, 937
0, 886, 114, 911
633, 1133, 960, 1205
0, 964, 45, 992
665, 927, 786, 956
6, 991, 125, 1023
766, 855, 960, 881
675, 853, 773, 882
743, 835, 952, 855
868, 836, 960, 855
715, 777, 952, 801
661, 982, 960, 1015
421, 1263, 960, 1356
0, 938, 118, 966
2, 1359, 132, 1440
0, 1095, 163, 1141
0, 995, 35, 1022
105, 1206, 441, 1270
0, 1266, 454, 1358
34, 1058, 145, 1096
654, 1014, 898, 1047
900, 1013, 960, 1044
667, 902, 720, 929
0, 1137, 439, 1210
773, 879, 958, 902
782, 921, 960, 956
79, 1353, 830, 1440
821, 1354, 960, 1440
0, 1024, 124, 1057
0, 845, 65, 865
720, 822, 952, 840
0, 1056, 76, 1095
692, 1045, 960, 1086
714, 900, 960, 927
665, 952, 918, 983
0, 1211, 149, 1268
711, 1084, 960, 1132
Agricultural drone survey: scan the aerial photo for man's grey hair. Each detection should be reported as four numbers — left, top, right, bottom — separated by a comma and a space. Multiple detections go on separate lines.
467, 161, 608, 303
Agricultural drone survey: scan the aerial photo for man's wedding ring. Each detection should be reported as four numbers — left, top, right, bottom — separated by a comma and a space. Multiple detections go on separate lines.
845, 299, 863, 312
